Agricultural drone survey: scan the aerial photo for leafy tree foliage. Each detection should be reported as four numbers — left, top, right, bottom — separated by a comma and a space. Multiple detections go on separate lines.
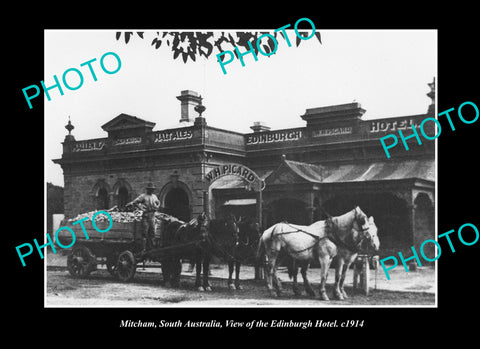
115, 31, 322, 63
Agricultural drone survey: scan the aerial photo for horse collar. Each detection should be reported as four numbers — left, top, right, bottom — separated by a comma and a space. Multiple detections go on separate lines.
327, 220, 362, 253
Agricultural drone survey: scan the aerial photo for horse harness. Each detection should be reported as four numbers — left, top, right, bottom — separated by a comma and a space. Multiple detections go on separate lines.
273, 222, 328, 255
277, 218, 365, 255
326, 219, 364, 253
203, 220, 258, 264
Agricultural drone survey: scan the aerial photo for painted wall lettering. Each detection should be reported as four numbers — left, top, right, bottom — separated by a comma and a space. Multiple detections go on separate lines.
369, 119, 415, 133
205, 164, 259, 184
312, 127, 352, 137
72, 140, 106, 152
246, 130, 302, 145
380, 101, 478, 158
114, 137, 142, 146
154, 129, 193, 143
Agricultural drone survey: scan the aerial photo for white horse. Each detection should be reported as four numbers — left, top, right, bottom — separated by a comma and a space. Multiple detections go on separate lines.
257, 206, 379, 300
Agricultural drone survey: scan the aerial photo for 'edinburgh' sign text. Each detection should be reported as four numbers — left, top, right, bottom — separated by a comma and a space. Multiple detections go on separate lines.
246, 130, 302, 145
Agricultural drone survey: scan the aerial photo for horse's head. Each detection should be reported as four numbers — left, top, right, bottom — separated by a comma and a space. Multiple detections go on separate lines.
196, 212, 209, 240
237, 216, 261, 246
366, 216, 380, 251
225, 214, 240, 236
353, 207, 380, 251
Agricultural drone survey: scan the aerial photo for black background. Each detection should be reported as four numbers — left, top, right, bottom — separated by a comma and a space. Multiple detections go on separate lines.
7, 6, 479, 342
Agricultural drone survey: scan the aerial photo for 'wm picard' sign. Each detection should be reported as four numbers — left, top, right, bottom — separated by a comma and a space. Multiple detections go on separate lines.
205, 164, 260, 185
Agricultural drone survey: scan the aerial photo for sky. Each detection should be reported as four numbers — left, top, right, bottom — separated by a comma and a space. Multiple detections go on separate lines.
45, 29, 437, 187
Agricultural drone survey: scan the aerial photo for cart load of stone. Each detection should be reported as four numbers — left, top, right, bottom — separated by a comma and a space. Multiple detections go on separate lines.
58, 206, 183, 245
68, 205, 183, 224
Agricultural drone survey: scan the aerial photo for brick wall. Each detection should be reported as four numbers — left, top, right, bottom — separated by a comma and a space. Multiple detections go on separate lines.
63, 165, 205, 219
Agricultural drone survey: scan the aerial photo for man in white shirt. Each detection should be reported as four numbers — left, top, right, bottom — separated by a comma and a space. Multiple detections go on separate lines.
126, 183, 160, 251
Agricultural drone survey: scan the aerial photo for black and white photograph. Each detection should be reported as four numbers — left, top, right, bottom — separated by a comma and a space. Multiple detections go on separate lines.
44, 28, 437, 308
8, 10, 480, 338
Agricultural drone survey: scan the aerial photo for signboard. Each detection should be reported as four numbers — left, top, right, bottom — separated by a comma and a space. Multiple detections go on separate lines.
246, 130, 302, 145
369, 118, 416, 133
205, 163, 265, 191
72, 140, 106, 152
204, 163, 264, 239
312, 126, 352, 137
114, 137, 142, 146
154, 129, 193, 143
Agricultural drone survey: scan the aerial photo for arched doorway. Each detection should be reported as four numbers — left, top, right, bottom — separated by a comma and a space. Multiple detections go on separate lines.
323, 192, 410, 254
414, 193, 434, 255
164, 187, 191, 222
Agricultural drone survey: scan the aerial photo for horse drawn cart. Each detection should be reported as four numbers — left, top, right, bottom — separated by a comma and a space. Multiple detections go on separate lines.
56, 209, 206, 283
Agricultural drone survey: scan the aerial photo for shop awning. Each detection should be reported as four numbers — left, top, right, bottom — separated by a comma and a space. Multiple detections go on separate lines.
222, 199, 257, 206
213, 159, 435, 192
321, 159, 435, 183
268, 158, 435, 184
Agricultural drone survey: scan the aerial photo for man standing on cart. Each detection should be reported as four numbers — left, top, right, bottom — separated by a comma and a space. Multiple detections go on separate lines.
126, 183, 160, 252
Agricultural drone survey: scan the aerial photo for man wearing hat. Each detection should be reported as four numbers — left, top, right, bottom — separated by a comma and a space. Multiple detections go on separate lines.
126, 183, 160, 251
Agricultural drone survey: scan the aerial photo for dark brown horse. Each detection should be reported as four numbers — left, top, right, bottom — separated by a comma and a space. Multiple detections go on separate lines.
200, 214, 247, 291
161, 213, 259, 292
226, 216, 260, 290
161, 213, 241, 292
160, 213, 209, 289
192, 214, 260, 291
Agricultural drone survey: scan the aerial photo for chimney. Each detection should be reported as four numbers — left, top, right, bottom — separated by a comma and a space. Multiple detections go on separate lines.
250, 121, 270, 133
300, 102, 365, 128
176, 90, 202, 124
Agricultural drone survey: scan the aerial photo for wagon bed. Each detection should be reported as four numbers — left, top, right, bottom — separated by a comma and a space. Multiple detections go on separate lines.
56, 211, 204, 282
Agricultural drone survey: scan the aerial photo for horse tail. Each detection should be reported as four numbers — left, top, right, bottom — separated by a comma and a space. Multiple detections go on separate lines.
256, 234, 266, 263
256, 224, 275, 263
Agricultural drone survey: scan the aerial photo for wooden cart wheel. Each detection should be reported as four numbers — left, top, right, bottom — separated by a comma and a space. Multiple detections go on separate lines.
115, 250, 136, 282
67, 245, 96, 278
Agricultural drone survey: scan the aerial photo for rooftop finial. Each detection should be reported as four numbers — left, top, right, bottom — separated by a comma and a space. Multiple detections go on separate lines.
64, 116, 76, 143
65, 116, 74, 135
194, 95, 206, 117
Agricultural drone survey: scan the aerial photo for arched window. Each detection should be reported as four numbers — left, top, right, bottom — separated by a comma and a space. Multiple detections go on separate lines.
113, 179, 133, 209
164, 187, 191, 222
117, 186, 129, 208
96, 187, 109, 210
92, 179, 111, 210
159, 180, 193, 222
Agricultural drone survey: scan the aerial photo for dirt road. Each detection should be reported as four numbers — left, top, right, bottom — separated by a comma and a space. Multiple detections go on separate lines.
46, 265, 435, 307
